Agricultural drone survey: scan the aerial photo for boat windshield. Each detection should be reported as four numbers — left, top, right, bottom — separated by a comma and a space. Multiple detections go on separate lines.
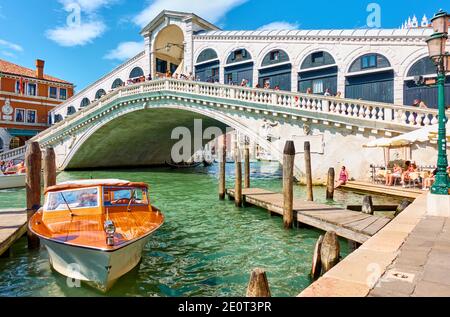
103, 187, 148, 206
45, 187, 99, 211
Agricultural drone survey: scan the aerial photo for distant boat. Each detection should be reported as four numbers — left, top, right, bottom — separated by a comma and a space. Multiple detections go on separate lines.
165, 160, 202, 169
29, 179, 164, 292
0, 173, 26, 190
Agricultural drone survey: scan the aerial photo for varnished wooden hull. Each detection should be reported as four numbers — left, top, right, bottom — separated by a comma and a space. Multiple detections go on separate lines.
42, 233, 151, 292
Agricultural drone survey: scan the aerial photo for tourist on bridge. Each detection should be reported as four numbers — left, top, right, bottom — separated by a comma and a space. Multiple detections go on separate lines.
335, 166, 349, 188
324, 88, 331, 96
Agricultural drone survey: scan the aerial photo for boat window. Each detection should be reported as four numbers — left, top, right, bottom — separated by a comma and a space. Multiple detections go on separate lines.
103, 187, 148, 206
45, 187, 99, 211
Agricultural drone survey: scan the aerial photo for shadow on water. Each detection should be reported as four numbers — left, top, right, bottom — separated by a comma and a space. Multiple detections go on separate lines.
0, 161, 400, 297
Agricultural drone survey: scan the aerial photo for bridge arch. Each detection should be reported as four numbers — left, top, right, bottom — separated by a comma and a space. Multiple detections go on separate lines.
60, 103, 279, 171
129, 67, 144, 79
66, 106, 76, 116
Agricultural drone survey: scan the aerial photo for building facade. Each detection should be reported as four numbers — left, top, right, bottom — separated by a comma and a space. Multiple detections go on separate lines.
50, 10, 450, 121
0, 59, 74, 151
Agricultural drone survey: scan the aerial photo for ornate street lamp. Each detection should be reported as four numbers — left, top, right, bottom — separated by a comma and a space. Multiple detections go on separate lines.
426, 10, 450, 195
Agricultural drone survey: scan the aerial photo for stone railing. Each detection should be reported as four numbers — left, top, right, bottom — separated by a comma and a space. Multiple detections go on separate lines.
35, 78, 445, 143
0, 145, 27, 161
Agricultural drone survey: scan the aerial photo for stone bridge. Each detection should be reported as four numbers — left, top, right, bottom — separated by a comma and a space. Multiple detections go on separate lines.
4, 78, 442, 183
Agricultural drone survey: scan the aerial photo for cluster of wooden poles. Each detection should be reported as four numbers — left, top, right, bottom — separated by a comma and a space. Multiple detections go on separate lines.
25, 141, 57, 250
218, 137, 336, 228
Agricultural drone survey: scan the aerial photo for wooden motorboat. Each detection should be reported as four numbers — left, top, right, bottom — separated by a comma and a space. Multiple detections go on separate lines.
28, 179, 164, 292
0, 172, 26, 190
165, 159, 202, 169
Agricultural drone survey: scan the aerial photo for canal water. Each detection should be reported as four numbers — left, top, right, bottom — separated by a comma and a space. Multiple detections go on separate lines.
0, 162, 400, 297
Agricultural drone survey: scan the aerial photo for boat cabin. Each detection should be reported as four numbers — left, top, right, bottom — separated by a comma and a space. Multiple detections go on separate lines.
42, 179, 152, 220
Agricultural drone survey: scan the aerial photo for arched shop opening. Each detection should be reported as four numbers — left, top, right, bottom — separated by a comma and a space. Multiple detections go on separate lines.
111, 78, 124, 89
153, 25, 184, 77
258, 49, 291, 91
298, 51, 338, 95
66, 106, 76, 116
404, 56, 450, 109
95, 89, 106, 100
345, 53, 394, 103
224, 49, 253, 86
80, 97, 90, 108
195, 48, 220, 83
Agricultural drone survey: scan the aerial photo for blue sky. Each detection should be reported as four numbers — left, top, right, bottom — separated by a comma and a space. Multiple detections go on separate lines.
0, 0, 447, 91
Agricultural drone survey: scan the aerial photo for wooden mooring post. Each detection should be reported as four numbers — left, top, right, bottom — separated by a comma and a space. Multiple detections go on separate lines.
25, 142, 41, 250
304, 141, 313, 201
219, 135, 226, 200
244, 147, 250, 189
320, 231, 340, 274
234, 144, 242, 207
246, 268, 271, 297
283, 141, 295, 229
326, 167, 335, 200
43, 147, 56, 191
362, 195, 374, 215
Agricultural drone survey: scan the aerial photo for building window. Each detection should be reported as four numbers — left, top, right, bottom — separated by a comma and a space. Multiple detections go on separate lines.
49, 87, 58, 99
9, 137, 21, 150
156, 59, 167, 74
312, 52, 324, 64
313, 80, 324, 94
59, 88, 67, 100
361, 55, 377, 69
226, 73, 233, 85
212, 68, 219, 77
15, 109, 25, 122
27, 83, 37, 96
15, 81, 25, 94
270, 51, 280, 61
26, 110, 37, 124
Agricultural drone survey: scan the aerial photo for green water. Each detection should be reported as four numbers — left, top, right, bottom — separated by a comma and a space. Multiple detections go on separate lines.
0, 162, 400, 297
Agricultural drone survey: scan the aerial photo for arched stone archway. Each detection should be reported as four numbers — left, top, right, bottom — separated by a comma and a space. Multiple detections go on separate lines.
153, 25, 185, 78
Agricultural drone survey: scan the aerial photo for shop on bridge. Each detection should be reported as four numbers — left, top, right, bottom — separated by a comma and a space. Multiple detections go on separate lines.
258, 50, 291, 91
403, 56, 450, 109
298, 51, 338, 95
224, 49, 253, 86
195, 49, 220, 83
345, 53, 394, 103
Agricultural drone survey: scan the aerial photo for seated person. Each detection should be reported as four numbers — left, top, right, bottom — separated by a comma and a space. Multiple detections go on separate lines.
385, 164, 402, 186
401, 162, 417, 187
335, 166, 349, 188
422, 168, 437, 190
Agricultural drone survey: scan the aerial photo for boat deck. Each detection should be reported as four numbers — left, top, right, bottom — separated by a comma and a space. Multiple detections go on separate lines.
0, 209, 27, 256
226, 188, 391, 244
340, 181, 422, 200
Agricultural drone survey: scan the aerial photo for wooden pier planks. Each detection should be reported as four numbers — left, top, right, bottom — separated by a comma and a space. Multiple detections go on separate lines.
0, 209, 27, 256
226, 188, 392, 244
340, 181, 422, 200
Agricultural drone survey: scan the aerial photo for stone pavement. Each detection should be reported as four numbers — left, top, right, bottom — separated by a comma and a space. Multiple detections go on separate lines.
369, 216, 450, 297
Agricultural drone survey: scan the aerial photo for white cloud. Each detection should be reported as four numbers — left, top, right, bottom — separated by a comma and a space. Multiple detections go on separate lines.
104, 41, 144, 61
1, 51, 17, 58
257, 21, 300, 31
134, 0, 248, 28
46, 0, 115, 46
46, 21, 106, 47
0, 39, 23, 52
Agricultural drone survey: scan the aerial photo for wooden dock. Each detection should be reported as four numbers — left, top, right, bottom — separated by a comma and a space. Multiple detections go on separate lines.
226, 188, 391, 244
0, 209, 27, 256
340, 181, 422, 200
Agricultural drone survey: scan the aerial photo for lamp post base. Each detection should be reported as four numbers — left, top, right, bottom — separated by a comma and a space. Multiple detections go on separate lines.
427, 192, 450, 217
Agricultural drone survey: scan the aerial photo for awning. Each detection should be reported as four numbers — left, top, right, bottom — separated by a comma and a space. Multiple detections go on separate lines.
7, 128, 41, 137
364, 122, 450, 148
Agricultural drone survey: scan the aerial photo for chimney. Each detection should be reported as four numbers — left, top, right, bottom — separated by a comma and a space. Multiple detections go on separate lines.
36, 59, 45, 79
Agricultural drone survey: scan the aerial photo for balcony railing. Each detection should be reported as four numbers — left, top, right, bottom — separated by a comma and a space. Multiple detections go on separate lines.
34, 78, 445, 143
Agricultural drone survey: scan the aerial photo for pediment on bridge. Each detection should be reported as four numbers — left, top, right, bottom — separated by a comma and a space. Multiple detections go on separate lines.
140, 10, 220, 37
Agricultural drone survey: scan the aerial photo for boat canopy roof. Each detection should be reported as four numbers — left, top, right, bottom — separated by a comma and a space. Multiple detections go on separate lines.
45, 179, 149, 194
